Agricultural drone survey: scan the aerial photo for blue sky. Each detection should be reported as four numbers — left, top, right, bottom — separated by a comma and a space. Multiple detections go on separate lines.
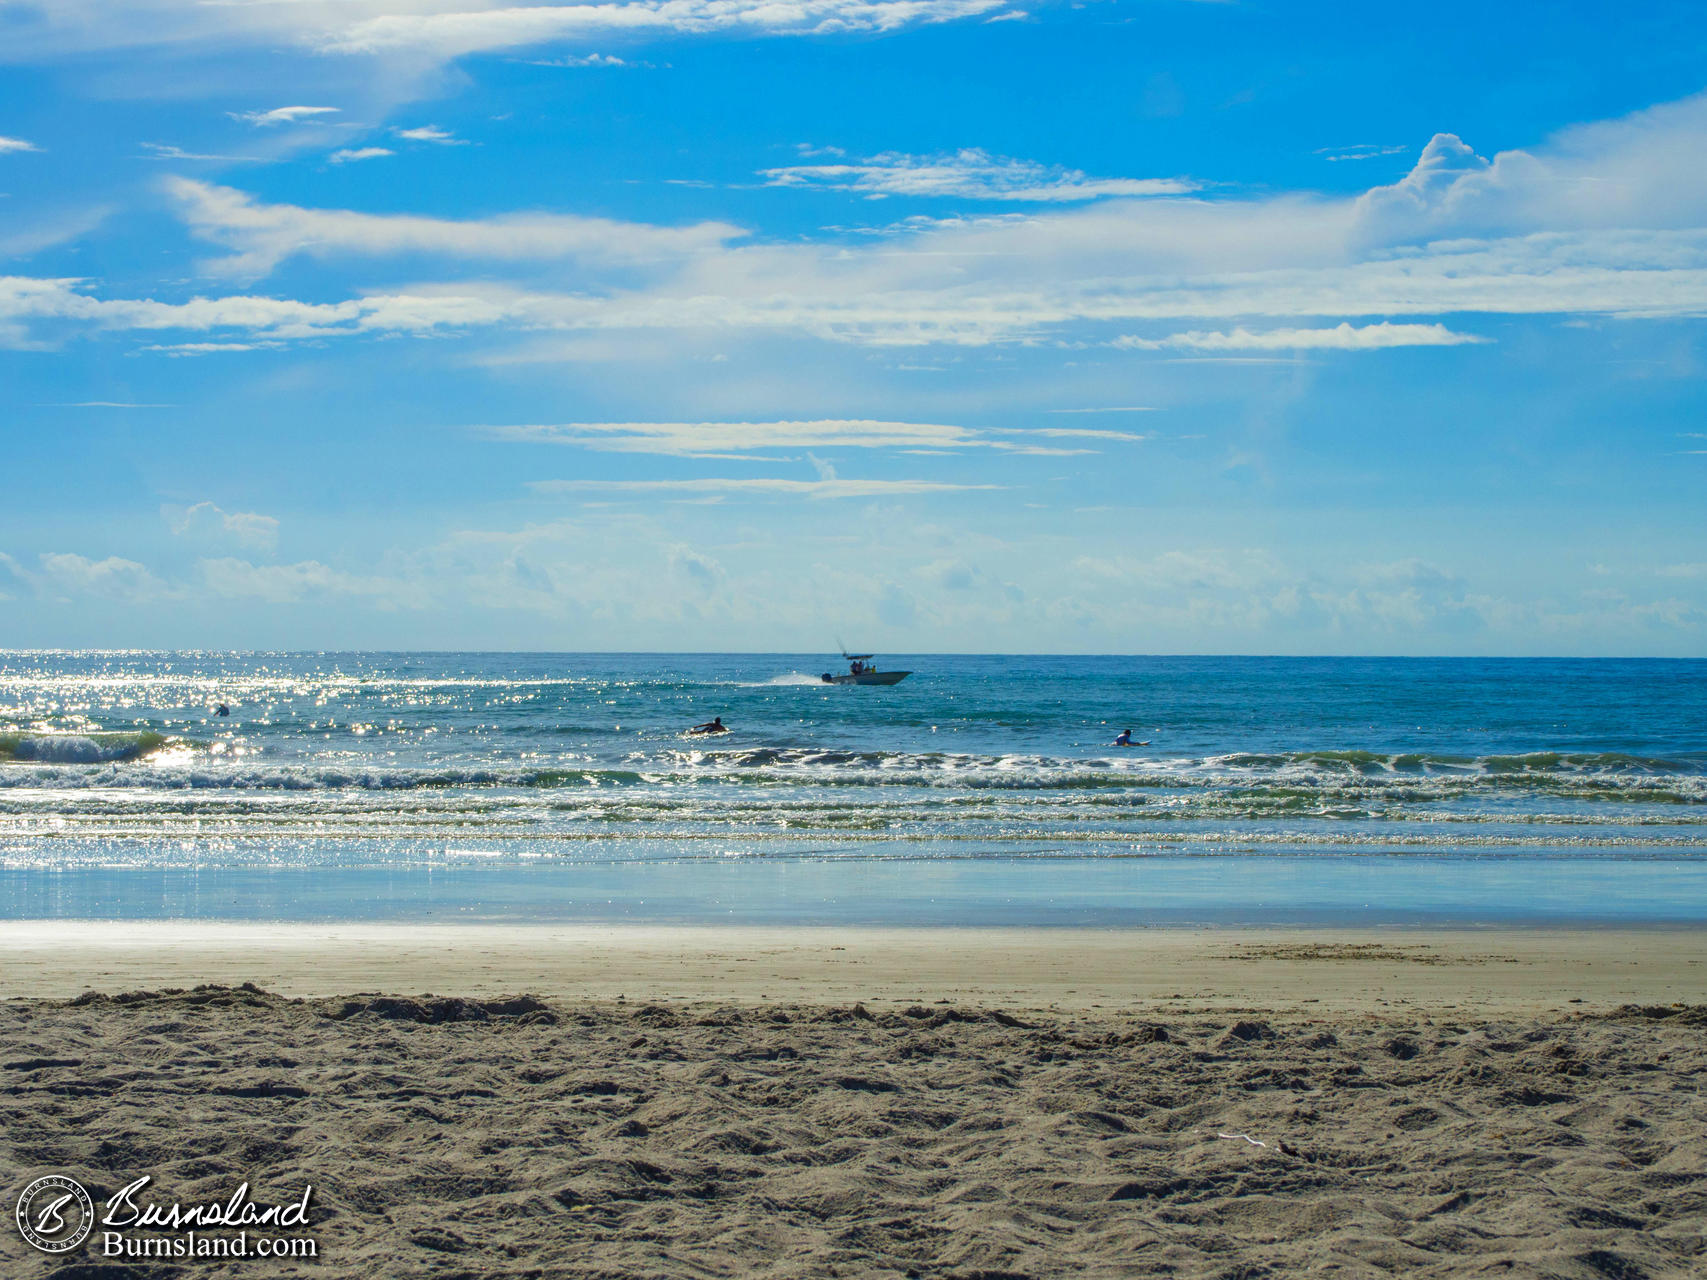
2, 0, 1705, 654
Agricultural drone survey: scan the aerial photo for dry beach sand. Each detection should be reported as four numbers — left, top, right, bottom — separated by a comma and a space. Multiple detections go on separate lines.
1, 926, 1704, 1278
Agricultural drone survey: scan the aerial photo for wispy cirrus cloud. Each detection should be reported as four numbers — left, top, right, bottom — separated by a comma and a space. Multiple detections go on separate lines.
0, 1, 1026, 80
137, 142, 258, 162
761, 147, 1195, 202
320, 1, 1016, 58
1316, 143, 1407, 162
1112, 323, 1491, 352
229, 105, 340, 127
393, 125, 465, 145
530, 52, 634, 68
530, 476, 1001, 499
997, 427, 1149, 441
8, 94, 1707, 354
329, 147, 394, 164
6, 230, 1705, 353
0, 135, 41, 154
485, 419, 1121, 457
164, 177, 742, 279
1044, 406, 1156, 414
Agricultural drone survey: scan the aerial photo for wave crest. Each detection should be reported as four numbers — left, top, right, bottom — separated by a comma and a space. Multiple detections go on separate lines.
0, 731, 171, 764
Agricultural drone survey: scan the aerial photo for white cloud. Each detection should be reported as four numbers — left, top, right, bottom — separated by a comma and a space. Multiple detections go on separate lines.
164, 178, 743, 279
329, 147, 394, 164
0, 135, 41, 153
198, 557, 425, 607
530, 477, 1000, 499
1112, 322, 1491, 351
761, 148, 1195, 202
0, 2, 1020, 63
36, 552, 172, 602
1045, 406, 1157, 414
165, 501, 281, 552
7, 226, 1706, 355
140, 341, 284, 355
485, 418, 1101, 456
1317, 144, 1406, 163
8, 93, 1707, 354
321, 1, 1014, 58
229, 105, 340, 127
393, 125, 465, 144
531, 53, 631, 67
1353, 93, 1707, 242
667, 543, 724, 589
1001, 427, 1148, 441
137, 142, 256, 162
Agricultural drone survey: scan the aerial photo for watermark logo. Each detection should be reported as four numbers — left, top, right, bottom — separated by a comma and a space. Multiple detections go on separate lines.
14, 1175, 95, 1253
13, 1174, 318, 1260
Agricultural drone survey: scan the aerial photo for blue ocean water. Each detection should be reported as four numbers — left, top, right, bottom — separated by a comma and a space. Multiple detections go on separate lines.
2, 652, 1704, 925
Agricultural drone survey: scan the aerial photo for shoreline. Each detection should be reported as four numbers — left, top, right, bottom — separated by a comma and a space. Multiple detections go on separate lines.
4, 921, 1703, 1012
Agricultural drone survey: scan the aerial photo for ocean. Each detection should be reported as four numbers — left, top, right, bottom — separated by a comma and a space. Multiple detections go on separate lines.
3, 652, 1704, 926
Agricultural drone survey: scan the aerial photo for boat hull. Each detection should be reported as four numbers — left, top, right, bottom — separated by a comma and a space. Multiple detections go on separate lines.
821, 670, 910, 686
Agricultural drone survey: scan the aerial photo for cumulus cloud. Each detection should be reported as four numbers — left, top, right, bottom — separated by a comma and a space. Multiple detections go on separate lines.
1353, 93, 1707, 244
761, 148, 1194, 202
667, 543, 725, 589
1112, 322, 1491, 351
164, 178, 743, 279
36, 552, 172, 602
0, 135, 41, 153
164, 501, 281, 552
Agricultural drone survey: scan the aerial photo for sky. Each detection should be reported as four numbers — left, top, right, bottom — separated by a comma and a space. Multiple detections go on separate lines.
1, 0, 1705, 655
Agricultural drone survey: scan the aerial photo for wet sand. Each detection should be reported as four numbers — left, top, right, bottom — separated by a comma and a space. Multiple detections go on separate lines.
3, 922, 1706, 1012
2, 926, 1704, 1277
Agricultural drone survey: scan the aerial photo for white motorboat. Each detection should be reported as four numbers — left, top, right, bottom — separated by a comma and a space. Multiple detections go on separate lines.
819, 654, 910, 686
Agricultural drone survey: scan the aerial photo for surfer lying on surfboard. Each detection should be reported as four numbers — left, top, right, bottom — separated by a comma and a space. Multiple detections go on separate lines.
1112, 729, 1149, 746
687, 716, 728, 736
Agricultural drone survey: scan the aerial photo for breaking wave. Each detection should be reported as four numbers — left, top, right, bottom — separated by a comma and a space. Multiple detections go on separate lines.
2, 743, 1702, 807
0, 731, 172, 765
